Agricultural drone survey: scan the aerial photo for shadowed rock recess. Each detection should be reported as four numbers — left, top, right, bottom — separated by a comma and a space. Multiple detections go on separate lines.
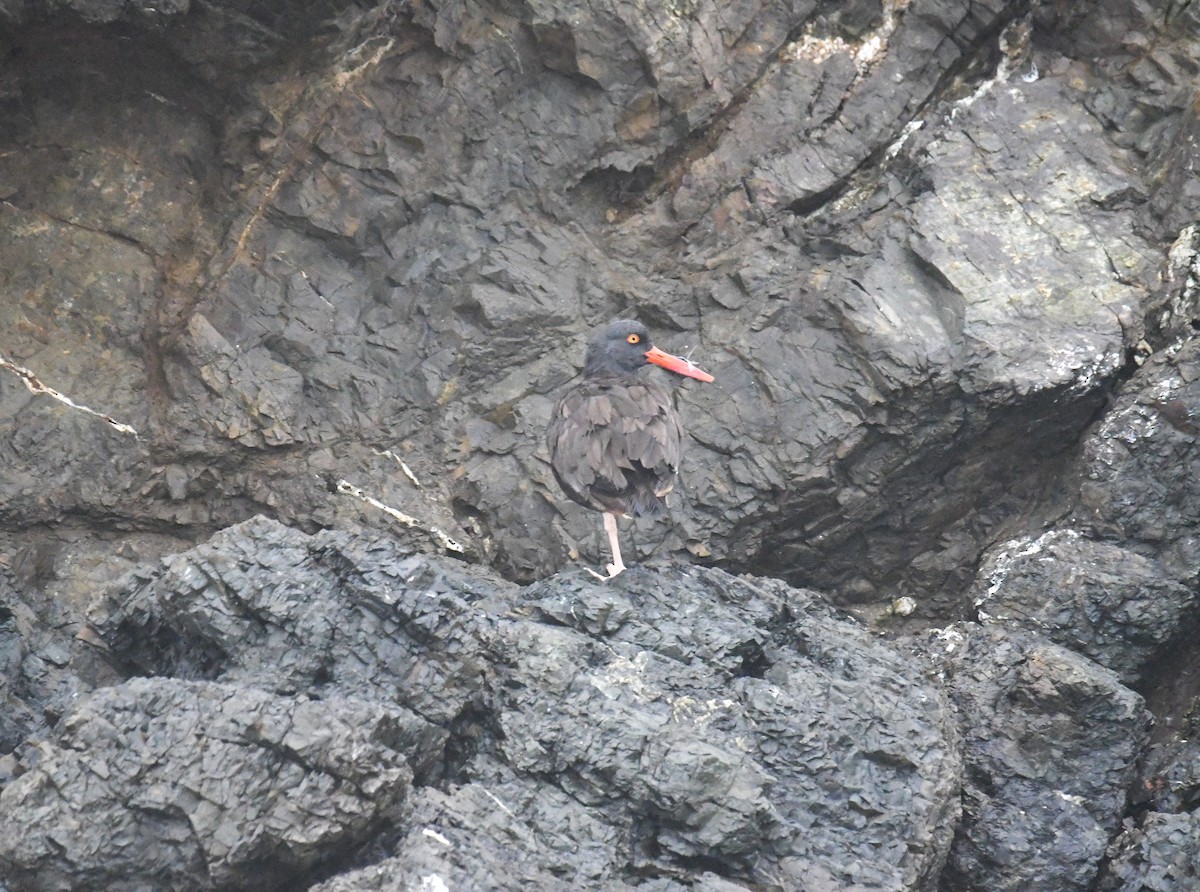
1, 0, 1199, 888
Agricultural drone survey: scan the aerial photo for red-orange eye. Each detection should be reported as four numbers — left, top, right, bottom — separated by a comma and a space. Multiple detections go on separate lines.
627, 333, 641, 344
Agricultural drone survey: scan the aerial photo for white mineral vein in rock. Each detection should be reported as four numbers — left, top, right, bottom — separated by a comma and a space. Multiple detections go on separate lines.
336, 479, 465, 553
0, 351, 139, 437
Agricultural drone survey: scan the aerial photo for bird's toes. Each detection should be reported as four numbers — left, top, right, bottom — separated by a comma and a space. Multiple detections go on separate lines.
584, 564, 626, 581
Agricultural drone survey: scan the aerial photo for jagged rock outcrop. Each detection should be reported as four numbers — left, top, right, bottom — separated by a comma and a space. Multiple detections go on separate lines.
1098, 812, 1200, 891
2, 0, 1200, 888
0, 676, 416, 890
920, 624, 1149, 892
8, 517, 962, 890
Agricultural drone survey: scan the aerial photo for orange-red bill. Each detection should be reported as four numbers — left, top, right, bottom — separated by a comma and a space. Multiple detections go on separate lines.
644, 346, 715, 382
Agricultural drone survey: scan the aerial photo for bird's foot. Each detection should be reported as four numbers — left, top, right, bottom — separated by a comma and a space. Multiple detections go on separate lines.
585, 562, 626, 581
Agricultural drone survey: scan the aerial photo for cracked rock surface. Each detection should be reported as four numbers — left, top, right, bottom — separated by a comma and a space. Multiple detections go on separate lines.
83, 517, 961, 890
2, 0, 1200, 888
0, 676, 415, 890
920, 624, 1150, 892
3, 0, 1197, 601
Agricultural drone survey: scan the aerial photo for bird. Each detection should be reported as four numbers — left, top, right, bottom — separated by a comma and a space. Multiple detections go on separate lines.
547, 319, 714, 580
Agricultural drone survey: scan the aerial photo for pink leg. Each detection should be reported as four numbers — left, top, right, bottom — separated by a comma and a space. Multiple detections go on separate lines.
586, 512, 627, 580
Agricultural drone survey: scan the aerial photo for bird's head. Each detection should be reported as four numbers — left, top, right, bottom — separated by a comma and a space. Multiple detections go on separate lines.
583, 320, 714, 382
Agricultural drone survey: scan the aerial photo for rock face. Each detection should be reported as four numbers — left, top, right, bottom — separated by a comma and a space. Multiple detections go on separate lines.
14, 517, 962, 890
969, 335, 1200, 892
1, 0, 1199, 888
0, 677, 415, 890
923, 625, 1149, 892
1098, 812, 1200, 892
971, 530, 1194, 688
3, 0, 1197, 600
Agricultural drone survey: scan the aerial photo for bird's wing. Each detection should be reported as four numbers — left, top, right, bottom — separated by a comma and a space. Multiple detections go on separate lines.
548, 380, 683, 515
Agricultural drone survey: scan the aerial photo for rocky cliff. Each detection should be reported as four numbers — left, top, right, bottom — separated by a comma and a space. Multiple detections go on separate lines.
1, 0, 1199, 888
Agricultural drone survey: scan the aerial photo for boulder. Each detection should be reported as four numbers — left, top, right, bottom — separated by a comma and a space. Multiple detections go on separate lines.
86, 517, 962, 889
0, 677, 415, 891
922, 625, 1150, 892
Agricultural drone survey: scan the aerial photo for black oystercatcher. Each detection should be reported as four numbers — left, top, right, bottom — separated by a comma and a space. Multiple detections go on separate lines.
547, 320, 714, 580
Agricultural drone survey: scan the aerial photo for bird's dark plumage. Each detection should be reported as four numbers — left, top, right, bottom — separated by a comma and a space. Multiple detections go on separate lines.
549, 375, 682, 517
547, 320, 713, 578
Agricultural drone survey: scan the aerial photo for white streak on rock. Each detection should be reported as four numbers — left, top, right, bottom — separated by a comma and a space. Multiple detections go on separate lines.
0, 351, 139, 438
336, 479, 465, 553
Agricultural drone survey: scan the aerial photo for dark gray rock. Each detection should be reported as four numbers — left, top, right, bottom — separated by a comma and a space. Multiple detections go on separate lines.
968, 332, 1200, 693
921, 625, 1150, 892
313, 774, 753, 892
0, 552, 125, 761
1097, 628, 1200, 892
3, 0, 1200, 888
0, 0, 188, 26
1077, 337, 1200, 580
0, 0, 1183, 609
0, 579, 42, 758
1097, 812, 1200, 892
0, 676, 415, 892
1135, 737, 1200, 817
312, 775, 624, 892
88, 517, 960, 890
1032, 0, 1200, 241
663, 0, 1019, 224
944, 244, 1200, 892
96, 514, 503, 738
1125, 641, 1200, 825
503, 568, 962, 889
0, 638, 34, 764
971, 530, 1195, 687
